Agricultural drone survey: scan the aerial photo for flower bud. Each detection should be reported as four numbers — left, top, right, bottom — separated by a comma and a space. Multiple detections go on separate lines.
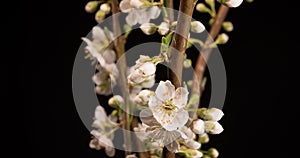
205, 108, 224, 121
222, 21, 234, 32
199, 133, 210, 144
208, 148, 219, 158
191, 21, 205, 33
246, 0, 253, 3
158, 22, 170, 35
130, 0, 143, 9
205, 0, 215, 7
183, 59, 192, 68
197, 107, 208, 118
209, 18, 215, 26
205, 121, 224, 134
217, 0, 243, 8
140, 23, 157, 35
192, 119, 205, 134
215, 33, 229, 44
202, 155, 212, 158
85, 1, 99, 13
196, 3, 210, 13
95, 10, 105, 23
184, 139, 201, 150
108, 95, 124, 108
100, 3, 111, 14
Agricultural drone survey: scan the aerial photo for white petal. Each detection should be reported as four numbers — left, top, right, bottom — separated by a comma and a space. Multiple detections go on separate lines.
95, 105, 108, 121
206, 108, 224, 121
227, 0, 243, 8
137, 9, 151, 24
140, 108, 156, 126
139, 62, 156, 76
81, 37, 93, 47
158, 22, 170, 35
192, 119, 205, 135
148, 6, 161, 19
141, 75, 155, 88
184, 139, 201, 150
155, 80, 175, 101
92, 26, 106, 42
193, 150, 203, 158
128, 70, 144, 83
163, 108, 189, 131
119, 0, 131, 13
173, 87, 189, 109
130, 0, 143, 9
126, 11, 138, 26
102, 49, 116, 64
205, 121, 224, 134
92, 72, 107, 85
166, 141, 180, 153
180, 126, 195, 139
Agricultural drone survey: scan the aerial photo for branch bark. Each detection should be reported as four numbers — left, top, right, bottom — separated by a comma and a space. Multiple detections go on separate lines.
110, 0, 132, 156
189, 5, 229, 118
163, 0, 196, 157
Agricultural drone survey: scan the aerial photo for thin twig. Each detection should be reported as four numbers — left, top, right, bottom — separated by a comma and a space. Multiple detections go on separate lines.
110, 0, 132, 156
189, 5, 229, 118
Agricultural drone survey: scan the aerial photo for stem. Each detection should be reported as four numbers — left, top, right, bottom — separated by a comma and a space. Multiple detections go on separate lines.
189, 5, 229, 118
169, 0, 195, 88
110, 0, 132, 156
163, 0, 196, 157
165, 0, 174, 22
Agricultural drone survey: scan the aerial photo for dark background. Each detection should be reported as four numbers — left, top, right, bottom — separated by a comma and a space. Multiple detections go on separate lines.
11, 0, 292, 157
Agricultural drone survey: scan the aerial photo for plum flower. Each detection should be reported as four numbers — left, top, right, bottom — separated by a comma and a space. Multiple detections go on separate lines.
90, 106, 117, 157
119, 0, 161, 26
82, 26, 116, 65
128, 55, 156, 89
149, 80, 189, 131
93, 63, 118, 95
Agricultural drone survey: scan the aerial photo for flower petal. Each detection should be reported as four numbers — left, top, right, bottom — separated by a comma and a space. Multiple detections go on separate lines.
163, 108, 189, 131
173, 87, 189, 109
166, 141, 180, 153
102, 49, 116, 64
139, 62, 156, 76
184, 139, 201, 149
155, 80, 175, 101
126, 11, 138, 26
119, 0, 131, 13
148, 6, 161, 19
92, 26, 106, 43
95, 105, 108, 122
140, 108, 159, 126
141, 75, 155, 88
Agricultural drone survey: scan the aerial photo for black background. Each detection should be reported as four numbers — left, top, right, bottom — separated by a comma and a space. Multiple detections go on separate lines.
10, 0, 292, 157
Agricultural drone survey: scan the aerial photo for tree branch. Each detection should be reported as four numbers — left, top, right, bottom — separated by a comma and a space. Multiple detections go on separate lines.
189, 5, 229, 118
110, 0, 132, 156
163, 0, 196, 157
169, 0, 195, 88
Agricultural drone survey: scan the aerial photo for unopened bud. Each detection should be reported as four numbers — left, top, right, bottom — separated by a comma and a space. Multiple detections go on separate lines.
205, 108, 224, 121
222, 21, 234, 32
158, 22, 170, 35
197, 107, 208, 118
95, 10, 105, 23
209, 18, 215, 25
205, 0, 215, 7
202, 155, 212, 158
199, 133, 210, 144
108, 95, 124, 108
183, 59, 192, 68
196, 3, 210, 13
208, 148, 219, 158
85, 1, 99, 13
192, 119, 205, 134
191, 21, 205, 33
246, 0, 253, 3
217, 0, 243, 8
130, 0, 143, 9
205, 121, 224, 134
215, 33, 229, 44
100, 3, 111, 14
140, 23, 157, 35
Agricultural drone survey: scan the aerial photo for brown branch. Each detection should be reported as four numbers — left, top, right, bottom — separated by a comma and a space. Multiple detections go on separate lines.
165, 0, 174, 22
189, 5, 229, 118
169, 0, 195, 88
163, 0, 196, 158
110, 0, 132, 156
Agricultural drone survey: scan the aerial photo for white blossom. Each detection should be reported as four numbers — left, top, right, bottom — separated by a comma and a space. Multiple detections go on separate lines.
120, 0, 161, 26
191, 21, 205, 33
158, 22, 170, 35
225, 0, 243, 8
149, 80, 189, 131
205, 121, 224, 134
193, 150, 203, 158
140, 23, 157, 35
192, 119, 205, 134
133, 89, 154, 105
90, 106, 116, 157
205, 108, 224, 121
128, 55, 156, 89
100, 3, 111, 14
93, 63, 118, 95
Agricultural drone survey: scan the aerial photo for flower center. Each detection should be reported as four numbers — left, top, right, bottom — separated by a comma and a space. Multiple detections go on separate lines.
162, 100, 176, 111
